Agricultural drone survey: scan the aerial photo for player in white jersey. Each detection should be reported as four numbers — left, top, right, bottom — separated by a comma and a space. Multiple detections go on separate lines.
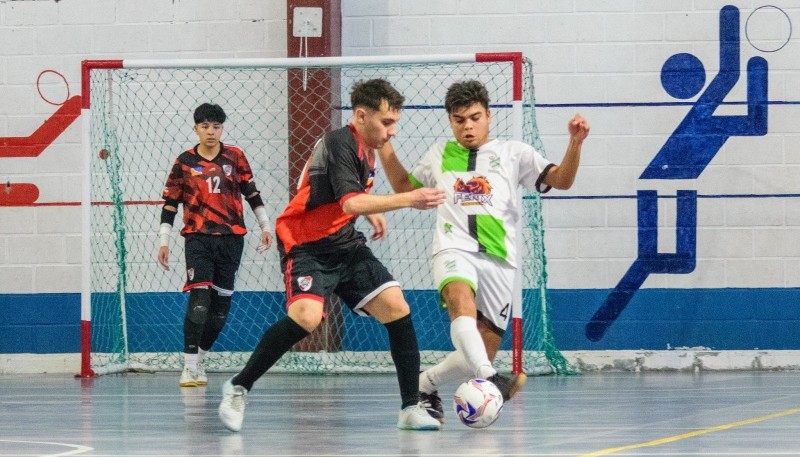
378, 80, 589, 422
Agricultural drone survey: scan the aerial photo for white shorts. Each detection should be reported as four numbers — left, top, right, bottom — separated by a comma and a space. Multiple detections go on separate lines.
432, 249, 516, 331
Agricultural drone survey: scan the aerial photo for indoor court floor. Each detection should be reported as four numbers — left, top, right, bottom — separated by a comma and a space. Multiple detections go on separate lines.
1, 370, 800, 456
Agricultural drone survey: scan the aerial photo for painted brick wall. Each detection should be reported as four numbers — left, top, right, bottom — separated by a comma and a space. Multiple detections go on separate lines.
2, 1, 800, 370
341, 1, 800, 290
0, 0, 287, 295
341, 1, 800, 350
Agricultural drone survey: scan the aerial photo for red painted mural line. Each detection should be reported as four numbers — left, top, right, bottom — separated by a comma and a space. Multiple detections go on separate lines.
1, 200, 164, 207
0, 183, 39, 206
0, 95, 82, 158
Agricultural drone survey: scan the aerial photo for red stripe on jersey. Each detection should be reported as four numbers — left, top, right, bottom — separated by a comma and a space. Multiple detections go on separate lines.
339, 192, 360, 206
276, 184, 358, 255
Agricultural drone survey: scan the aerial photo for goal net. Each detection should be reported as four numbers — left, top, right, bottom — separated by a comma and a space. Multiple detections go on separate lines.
80, 54, 574, 377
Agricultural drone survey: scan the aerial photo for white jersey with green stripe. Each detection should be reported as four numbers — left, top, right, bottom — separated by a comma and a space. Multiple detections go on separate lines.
409, 139, 554, 268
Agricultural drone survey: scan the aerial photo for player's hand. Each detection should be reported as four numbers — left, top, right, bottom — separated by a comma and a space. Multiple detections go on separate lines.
365, 213, 387, 240
568, 114, 590, 142
158, 246, 170, 271
256, 230, 273, 254
409, 187, 446, 210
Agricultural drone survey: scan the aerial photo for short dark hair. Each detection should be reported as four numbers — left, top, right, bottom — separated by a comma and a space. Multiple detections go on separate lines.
444, 80, 490, 114
194, 103, 226, 124
350, 79, 405, 112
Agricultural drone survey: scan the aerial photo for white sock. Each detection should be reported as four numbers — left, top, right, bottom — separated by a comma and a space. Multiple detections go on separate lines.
197, 348, 208, 365
420, 351, 473, 394
184, 353, 198, 371
450, 316, 496, 379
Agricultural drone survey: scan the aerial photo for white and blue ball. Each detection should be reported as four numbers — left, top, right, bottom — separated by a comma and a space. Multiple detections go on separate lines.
453, 378, 504, 428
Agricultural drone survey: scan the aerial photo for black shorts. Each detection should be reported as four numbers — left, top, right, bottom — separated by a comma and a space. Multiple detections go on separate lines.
183, 234, 244, 295
281, 243, 399, 316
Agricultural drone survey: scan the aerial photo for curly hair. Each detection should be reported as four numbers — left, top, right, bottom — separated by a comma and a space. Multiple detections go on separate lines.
444, 80, 490, 114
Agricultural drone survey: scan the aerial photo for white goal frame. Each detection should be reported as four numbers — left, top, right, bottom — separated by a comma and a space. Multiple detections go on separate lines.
79, 53, 527, 378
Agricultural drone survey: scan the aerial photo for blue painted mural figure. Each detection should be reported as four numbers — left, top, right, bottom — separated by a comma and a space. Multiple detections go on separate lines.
643, 4, 768, 180
586, 5, 769, 341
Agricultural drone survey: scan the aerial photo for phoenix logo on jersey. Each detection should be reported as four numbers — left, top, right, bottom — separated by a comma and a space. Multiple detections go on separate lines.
453, 176, 493, 206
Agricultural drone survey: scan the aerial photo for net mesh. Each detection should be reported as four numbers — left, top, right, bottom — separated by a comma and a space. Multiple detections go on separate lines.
87, 57, 575, 375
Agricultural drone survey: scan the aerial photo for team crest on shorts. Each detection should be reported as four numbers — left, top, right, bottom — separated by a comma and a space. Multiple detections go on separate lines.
187, 268, 195, 281
297, 276, 313, 291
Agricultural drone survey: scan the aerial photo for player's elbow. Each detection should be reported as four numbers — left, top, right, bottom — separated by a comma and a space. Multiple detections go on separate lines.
341, 199, 358, 215
393, 180, 416, 194
546, 169, 576, 190
552, 176, 575, 190
341, 196, 367, 216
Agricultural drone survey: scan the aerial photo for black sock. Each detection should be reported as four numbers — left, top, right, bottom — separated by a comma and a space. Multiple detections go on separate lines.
385, 314, 421, 409
233, 316, 309, 391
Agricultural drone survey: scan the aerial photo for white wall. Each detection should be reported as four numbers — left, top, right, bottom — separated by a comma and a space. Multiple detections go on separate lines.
2, 0, 800, 371
5, 0, 797, 295
341, 0, 800, 292
0, 0, 287, 294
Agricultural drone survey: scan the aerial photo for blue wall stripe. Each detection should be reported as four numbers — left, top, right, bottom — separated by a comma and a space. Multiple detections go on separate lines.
3, 289, 800, 354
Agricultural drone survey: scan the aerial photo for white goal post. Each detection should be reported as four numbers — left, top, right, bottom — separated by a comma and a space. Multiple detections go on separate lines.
79, 53, 571, 377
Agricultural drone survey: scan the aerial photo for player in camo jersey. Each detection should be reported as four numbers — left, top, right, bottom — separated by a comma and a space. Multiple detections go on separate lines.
158, 103, 273, 388
378, 80, 589, 422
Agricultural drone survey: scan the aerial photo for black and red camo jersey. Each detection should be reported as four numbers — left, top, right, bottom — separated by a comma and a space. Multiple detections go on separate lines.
276, 124, 375, 256
162, 143, 257, 236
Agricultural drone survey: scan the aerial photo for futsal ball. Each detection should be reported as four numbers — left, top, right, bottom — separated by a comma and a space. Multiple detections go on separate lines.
453, 378, 504, 428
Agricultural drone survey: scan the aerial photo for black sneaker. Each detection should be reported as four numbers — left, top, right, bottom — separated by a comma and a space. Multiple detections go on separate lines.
487, 372, 528, 402
419, 391, 445, 423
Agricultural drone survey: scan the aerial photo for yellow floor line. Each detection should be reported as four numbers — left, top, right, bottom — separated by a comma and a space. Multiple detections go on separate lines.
578, 407, 800, 456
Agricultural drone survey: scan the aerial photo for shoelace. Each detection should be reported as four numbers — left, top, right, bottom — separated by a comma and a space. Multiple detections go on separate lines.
229, 389, 247, 411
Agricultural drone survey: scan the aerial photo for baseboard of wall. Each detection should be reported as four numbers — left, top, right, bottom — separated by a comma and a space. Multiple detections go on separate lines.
2, 350, 800, 374
565, 350, 800, 372
0, 354, 81, 375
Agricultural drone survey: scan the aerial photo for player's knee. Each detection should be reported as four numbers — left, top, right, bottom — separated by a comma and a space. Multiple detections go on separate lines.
209, 309, 228, 330
287, 300, 323, 332
187, 288, 211, 325
384, 300, 410, 318
211, 293, 232, 325
365, 294, 410, 324
441, 282, 475, 311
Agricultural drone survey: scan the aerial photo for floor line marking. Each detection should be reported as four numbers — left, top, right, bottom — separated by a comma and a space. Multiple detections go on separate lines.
578, 407, 800, 456
0, 439, 93, 456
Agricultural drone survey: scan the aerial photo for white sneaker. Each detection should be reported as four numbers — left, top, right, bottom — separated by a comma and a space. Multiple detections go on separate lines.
219, 378, 248, 432
179, 367, 199, 387
397, 403, 442, 430
196, 363, 208, 386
